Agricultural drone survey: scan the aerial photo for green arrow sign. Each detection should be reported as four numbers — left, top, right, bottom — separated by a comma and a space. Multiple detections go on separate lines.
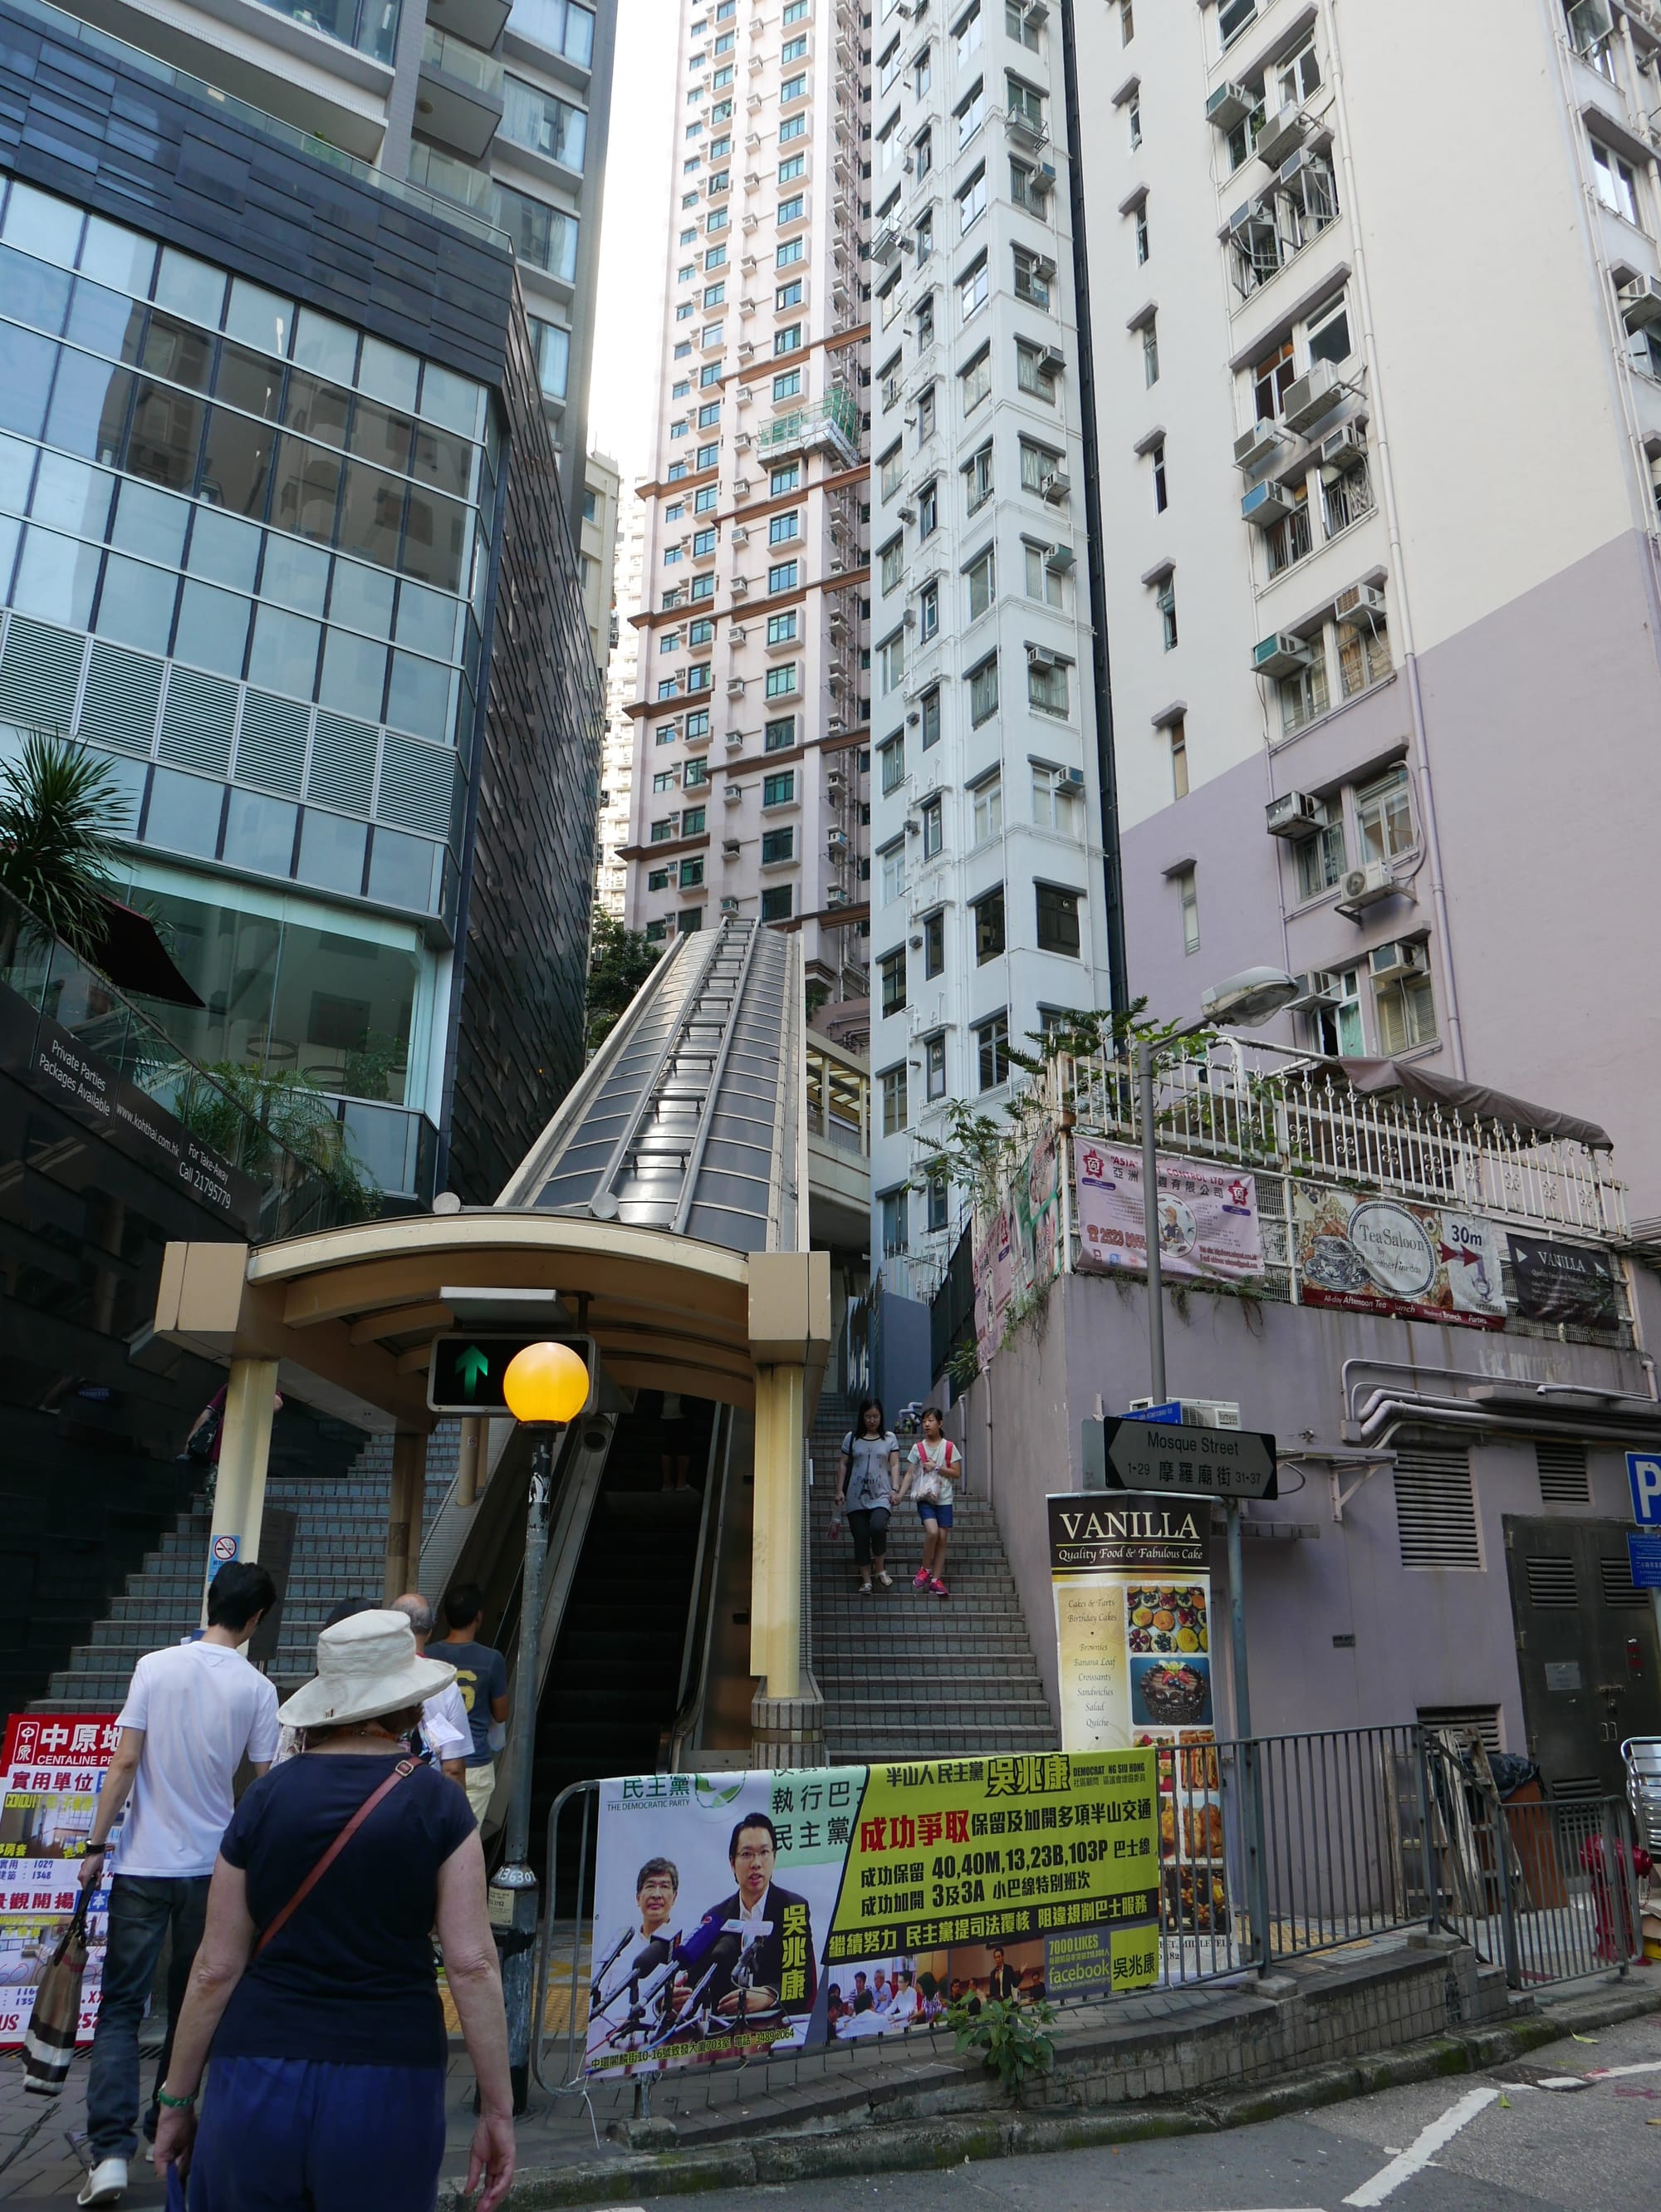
426, 1333, 598, 1417
456, 1345, 490, 1396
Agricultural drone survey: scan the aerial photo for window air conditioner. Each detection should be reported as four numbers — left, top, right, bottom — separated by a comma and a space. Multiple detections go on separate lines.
1038, 343, 1066, 377
1026, 644, 1059, 670
1286, 969, 1342, 1012
1060, 766, 1085, 790
1252, 631, 1315, 676
1319, 423, 1367, 476
1280, 360, 1345, 433
727, 677, 746, 696
1241, 478, 1301, 528
723, 837, 742, 856
730, 575, 749, 596
1265, 790, 1323, 837
720, 895, 740, 913
725, 730, 745, 746
898, 503, 917, 522
1337, 860, 1399, 911
826, 887, 850, 908
1622, 272, 1661, 331
724, 784, 743, 804
1256, 102, 1309, 169
1234, 419, 1285, 473
1205, 81, 1257, 134
1369, 937, 1427, 982
1278, 147, 1330, 192
1030, 161, 1057, 198
873, 225, 899, 261
1335, 581, 1387, 626
1045, 542, 1075, 574
1039, 468, 1071, 503
827, 827, 850, 852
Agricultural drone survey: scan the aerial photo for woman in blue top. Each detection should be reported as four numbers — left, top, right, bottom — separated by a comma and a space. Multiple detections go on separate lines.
149, 1610, 515, 2212
834, 1399, 901, 1595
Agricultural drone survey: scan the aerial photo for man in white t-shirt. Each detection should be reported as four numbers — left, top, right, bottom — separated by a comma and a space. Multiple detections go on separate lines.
76, 1561, 279, 2207
390, 1592, 470, 1783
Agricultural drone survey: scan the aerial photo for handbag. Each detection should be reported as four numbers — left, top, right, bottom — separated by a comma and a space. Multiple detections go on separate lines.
185, 1400, 221, 1464
22, 1890, 90, 2097
256, 1758, 417, 1956
911, 1440, 950, 1506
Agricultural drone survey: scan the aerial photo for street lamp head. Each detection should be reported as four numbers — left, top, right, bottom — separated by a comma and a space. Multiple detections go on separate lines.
1198, 966, 1301, 1030
502, 1340, 590, 1426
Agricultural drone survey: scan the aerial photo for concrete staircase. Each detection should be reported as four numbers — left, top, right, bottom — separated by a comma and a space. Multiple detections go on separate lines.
35, 1407, 458, 1711
807, 1401, 1058, 1762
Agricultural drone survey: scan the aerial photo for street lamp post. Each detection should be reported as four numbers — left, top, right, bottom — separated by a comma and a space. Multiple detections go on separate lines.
494, 1339, 590, 2112
1136, 969, 1298, 1742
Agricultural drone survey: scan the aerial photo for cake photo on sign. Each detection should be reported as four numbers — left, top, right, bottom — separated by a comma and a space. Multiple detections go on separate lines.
1130, 1656, 1213, 1728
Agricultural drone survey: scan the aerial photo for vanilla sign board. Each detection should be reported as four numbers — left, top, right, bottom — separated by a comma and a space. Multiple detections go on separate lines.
1291, 1185, 1506, 1327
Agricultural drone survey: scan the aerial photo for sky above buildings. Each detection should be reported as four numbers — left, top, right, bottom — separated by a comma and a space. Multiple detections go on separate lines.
589, 0, 676, 485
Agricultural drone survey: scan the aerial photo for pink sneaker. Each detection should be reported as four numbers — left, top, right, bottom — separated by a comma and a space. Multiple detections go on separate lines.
931, 1578, 950, 1600
913, 1567, 930, 1588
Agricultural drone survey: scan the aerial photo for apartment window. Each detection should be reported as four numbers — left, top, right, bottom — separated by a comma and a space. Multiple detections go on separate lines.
782, 71, 808, 101
879, 536, 904, 594
649, 866, 670, 890
1267, 483, 1312, 578
1118, 0, 1134, 42
761, 826, 795, 863
1151, 438, 1169, 512
919, 478, 939, 536
680, 857, 705, 889
1019, 438, 1059, 492
778, 154, 806, 184
768, 559, 800, 593
967, 441, 994, 508
1247, 338, 1296, 422
767, 611, 799, 645
956, 2, 984, 62
1135, 201, 1149, 264
529, 316, 571, 400
924, 909, 945, 976
764, 715, 795, 750
920, 685, 942, 748
779, 113, 806, 143
1036, 883, 1081, 955
1008, 0, 1042, 45
654, 769, 679, 792
1340, 611, 1392, 698
777, 238, 804, 267
971, 772, 1003, 846
782, 0, 808, 18
783, 30, 810, 61
1276, 31, 1321, 107
1017, 339, 1057, 401
924, 1033, 948, 1102
698, 400, 722, 427
917, 385, 937, 442
1031, 761, 1082, 834
1025, 542, 1062, 606
1308, 292, 1352, 366
763, 770, 796, 807
693, 526, 718, 556
958, 165, 987, 233
652, 814, 680, 842
687, 707, 711, 739
915, 125, 933, 180
1157, 578, 1178, 651
880, 1186, 909, 1255
967, 543, 996, 619
962, 346, 992, 414
1218, 0, 1257, 47
976, 1012, 1010, 1090
880, 444, 904, 499
1295, 814, 1345, 901
969, 654, 999, 723
693, 483, 719, 512
919, 580, 940, 640
973, 884, 1006, 962
1012, 244, 1051, 307
1279, 650, 1328, 733
1143, 315, 1160, 386
1591, 137, 1642, 226
778, 192, 806, 224
879, 838, 906, 903
1169, 719, 1189, 798
645, 919, 668, 942
921, 794, 943, 856
705, 243, 728, 271
772, 370, 803, 407
777, 279, 804, 311
676, 302, 695, 322
688, 663, 713, 693
703, 282, 726, 307
959, 254, 990, 321
1377, 969, 1437, 1054
1355, 763, 1414, 864
771, 462, 801, 493
880, 1064, 909, 1137
684, 757, 709, 787
1176, 865, 1200, 954
757, 885, 792, 925
879, 630, 906, 693
770, 509, 801, 543
690, 571, 715, 599
1007, 74, 1045, 132
956, 79, 987, 147
1028, 654, 1070, 715
765, 664, 799, 698
916, 211, 934, 264
879, 945, 907, 1015
1128, 89, 1141, 149
1301, 964, 1361, 1055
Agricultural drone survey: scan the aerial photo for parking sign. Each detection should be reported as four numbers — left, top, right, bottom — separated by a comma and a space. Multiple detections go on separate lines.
1627, 1451, 1661, 1526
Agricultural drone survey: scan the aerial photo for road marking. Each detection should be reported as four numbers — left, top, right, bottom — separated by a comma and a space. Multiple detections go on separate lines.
1340, 2085, 1500, 2206
1587, 2060, 1661, 2080
1535, 2075, 1592, 2090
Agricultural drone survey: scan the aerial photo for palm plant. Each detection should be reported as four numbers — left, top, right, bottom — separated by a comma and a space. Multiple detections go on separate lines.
0, 734, 132, 958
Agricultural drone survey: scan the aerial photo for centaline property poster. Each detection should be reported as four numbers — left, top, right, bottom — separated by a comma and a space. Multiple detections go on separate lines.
582, 1752, 1159, 2075
0, 1714, 118, 2048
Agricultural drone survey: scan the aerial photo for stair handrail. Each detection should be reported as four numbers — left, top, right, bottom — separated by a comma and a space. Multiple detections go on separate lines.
666, 1406, 736, 1771
669, 921, 764, 1234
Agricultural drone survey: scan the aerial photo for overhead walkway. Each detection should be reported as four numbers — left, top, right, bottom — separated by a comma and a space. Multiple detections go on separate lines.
150, 920, 833, 1817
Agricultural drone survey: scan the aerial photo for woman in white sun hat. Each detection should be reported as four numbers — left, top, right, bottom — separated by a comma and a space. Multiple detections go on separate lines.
149, 1610, 515, 2212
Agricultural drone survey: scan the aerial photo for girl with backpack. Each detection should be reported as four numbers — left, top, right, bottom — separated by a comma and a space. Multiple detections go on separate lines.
895, 1406, 962, 1601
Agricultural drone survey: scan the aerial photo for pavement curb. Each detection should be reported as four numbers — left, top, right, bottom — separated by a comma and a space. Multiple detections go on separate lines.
481, 1979, 1661, 2208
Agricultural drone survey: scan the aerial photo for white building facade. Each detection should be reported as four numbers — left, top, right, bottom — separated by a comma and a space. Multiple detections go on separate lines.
1071, 0, 1661, 1226
623, 0, 872, 1003
598, 486, 646, 915
865, 0, 1107, 1277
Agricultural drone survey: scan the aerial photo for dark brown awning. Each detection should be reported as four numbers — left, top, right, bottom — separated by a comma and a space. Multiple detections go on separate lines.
1335, 1058, 1612, 1151
87, 898, 203, 1008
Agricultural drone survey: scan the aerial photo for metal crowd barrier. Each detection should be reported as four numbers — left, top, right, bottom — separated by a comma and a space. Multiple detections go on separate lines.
527, 1728, 1644, 2100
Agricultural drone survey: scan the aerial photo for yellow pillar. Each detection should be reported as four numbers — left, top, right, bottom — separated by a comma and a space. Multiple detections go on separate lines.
200, 1357, 278, 1623
750, 1362, 806, 1699
384, 1431, 427, 1601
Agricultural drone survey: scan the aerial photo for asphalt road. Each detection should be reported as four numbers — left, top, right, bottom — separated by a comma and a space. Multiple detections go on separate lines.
625, 2009, 1661, 2212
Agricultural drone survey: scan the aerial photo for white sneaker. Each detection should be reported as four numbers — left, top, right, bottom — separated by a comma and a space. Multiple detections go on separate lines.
76, 2158, 127, 2207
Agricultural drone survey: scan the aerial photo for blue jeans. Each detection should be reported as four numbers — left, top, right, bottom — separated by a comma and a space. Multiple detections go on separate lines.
188, 2056, 447, 2211
86, 1873, 210, 2161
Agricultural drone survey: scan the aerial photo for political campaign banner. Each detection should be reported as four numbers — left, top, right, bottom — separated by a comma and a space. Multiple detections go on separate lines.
583, 1752, 1159, 2075
972, 1207, 1013, 1370
1292, 1185, 1506, 1327
1073, 1142, 1264, 1283
0, 1714, 119, 2048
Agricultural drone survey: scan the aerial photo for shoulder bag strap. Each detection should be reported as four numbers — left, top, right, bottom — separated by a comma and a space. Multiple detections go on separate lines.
256, 1758, 418, 1956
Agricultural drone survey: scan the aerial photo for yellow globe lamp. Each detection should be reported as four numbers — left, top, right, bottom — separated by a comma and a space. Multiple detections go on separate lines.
502, 1340, 590, 1427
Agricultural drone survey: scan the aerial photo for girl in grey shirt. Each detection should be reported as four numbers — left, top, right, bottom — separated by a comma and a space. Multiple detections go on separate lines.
835, 1400, 900, 1594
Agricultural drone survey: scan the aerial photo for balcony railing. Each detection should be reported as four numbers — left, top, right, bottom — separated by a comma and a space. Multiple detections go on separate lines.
806, 1041, 869, 1156
422, 22, 505, 99
757, 388, 862, 468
